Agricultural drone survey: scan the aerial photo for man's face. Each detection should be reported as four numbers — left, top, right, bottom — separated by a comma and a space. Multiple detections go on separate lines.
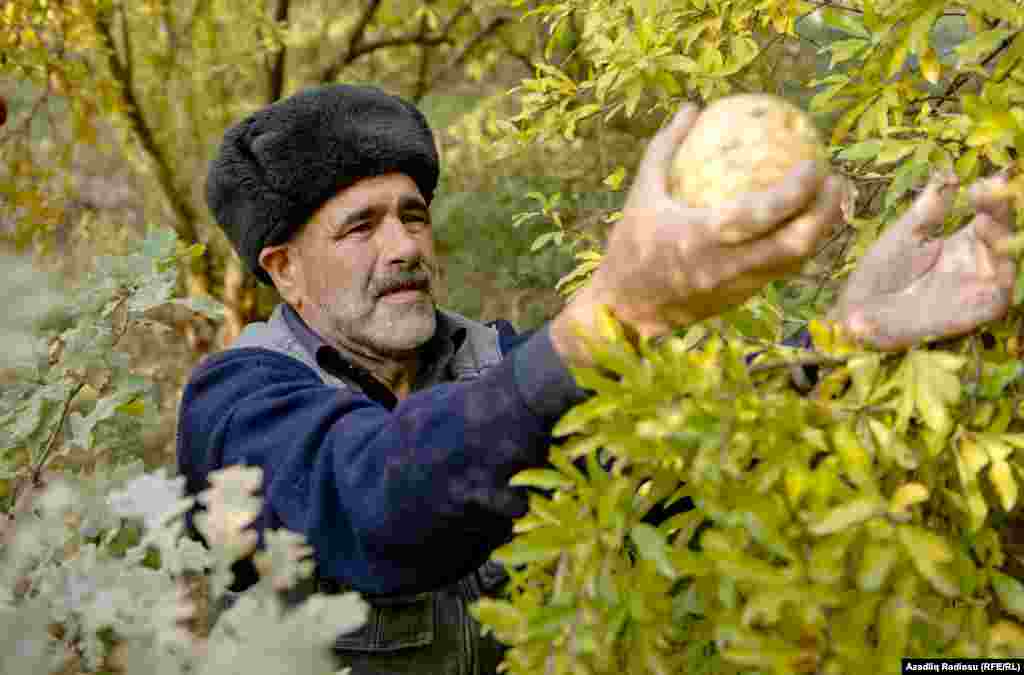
286, 172, 439, 358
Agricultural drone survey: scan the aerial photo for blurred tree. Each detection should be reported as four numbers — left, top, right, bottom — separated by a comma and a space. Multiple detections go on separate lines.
0, 0, 542, 350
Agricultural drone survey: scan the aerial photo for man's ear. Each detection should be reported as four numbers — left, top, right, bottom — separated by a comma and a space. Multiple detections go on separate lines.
259, 244, 302, 306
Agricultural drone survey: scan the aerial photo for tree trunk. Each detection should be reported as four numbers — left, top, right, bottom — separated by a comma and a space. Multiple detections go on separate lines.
182, 256, 215, 355
217, 252, 258, 349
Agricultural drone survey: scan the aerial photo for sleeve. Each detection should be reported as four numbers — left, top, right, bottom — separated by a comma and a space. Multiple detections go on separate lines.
177, 324, 589, 598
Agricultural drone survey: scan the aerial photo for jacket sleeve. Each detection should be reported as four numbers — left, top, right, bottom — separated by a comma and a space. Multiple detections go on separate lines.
177, 323, 587, 598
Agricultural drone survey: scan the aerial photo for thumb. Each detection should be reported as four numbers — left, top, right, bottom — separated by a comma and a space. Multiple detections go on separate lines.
632, 104, 701, 197
880, 172, 958, 248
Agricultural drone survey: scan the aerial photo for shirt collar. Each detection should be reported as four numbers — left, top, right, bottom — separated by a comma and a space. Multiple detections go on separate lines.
281, 303, 468, 395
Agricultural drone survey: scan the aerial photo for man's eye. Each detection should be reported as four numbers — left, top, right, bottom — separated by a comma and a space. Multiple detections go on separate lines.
347, 223, 372, 235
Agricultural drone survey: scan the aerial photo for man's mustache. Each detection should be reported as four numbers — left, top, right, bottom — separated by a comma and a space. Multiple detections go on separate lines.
376, 269, 432, 297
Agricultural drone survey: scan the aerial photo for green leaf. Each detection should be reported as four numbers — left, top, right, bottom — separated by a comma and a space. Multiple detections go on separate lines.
856, 542, 899, 592
509, 468, 575, 490
471, 599, 526, 640
885, 160, 930, 211
992, 570, 1024, 620
631, 523, 678, 579
837, 140, 882, 161
819, 8, 871, 38
808, 496, 885, 536
978, 361, 1024, 399
552, 394, 621, 437
530, 231, 560, 252
898, 526, 959, 598
827, 38, 869, 68
493, 530, 566, 566
896, 351, 965, 434
603, 166, 627, 190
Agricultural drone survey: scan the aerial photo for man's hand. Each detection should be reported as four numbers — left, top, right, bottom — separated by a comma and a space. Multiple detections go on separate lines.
552, 105, 845, 364
830, 172, 1017, 351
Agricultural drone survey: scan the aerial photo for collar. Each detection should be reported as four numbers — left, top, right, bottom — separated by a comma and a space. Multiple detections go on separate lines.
281, 303, 468, 407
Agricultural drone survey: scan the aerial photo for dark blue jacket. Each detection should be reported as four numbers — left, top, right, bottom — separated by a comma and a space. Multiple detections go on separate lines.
176, 305, 586, 598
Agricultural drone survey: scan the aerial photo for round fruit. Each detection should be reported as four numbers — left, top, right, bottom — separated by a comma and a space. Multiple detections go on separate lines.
669, 93, 826, 243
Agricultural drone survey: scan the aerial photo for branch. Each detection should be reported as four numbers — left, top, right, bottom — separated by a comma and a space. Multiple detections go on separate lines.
803, 0, 863, 13
268, 0, 291, 102
319, 0, 382, 82
928, 30, 1019, 107
319, 0, 467, 83
413, 8, 433, 103
427, 15, 510, 89
118, 2, 133, 87
94, 8, 201, 244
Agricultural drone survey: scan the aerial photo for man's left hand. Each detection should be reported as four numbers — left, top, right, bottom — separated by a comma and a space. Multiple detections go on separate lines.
830, 171, 1017, 351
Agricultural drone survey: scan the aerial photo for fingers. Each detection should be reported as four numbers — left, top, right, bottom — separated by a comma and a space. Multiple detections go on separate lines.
720, 174, 846, 276
704, 159, 828, 243
842, 282, 1012, 352
970, 173, 1015, 249
632, 104, 701, 199
879, 173, 958, 247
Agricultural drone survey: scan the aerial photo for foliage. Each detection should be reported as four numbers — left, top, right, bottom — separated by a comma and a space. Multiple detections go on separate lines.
4, 0, 1024, 674
464, 1, 1024, 674
0, 0, 546, 344
0, 225, 365, 674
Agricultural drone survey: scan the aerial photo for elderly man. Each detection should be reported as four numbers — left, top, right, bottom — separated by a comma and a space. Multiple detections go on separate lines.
177, 84, 1015, 674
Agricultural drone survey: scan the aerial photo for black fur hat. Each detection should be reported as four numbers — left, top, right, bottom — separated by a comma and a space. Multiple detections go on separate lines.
206, 84, 439, 285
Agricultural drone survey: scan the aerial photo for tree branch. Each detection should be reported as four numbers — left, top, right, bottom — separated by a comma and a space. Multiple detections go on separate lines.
319, 0, 468, 83
413, 6, 434, 103
118, 2, 133, 85
427, 15, 510, 90
319, 0, 382, 82
803, 0, 863, 14
268, 0, 291, 102
94, 8, 200, 244
923, 29, 1019, 108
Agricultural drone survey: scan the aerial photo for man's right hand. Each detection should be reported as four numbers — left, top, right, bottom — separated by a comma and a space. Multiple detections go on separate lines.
551, 104, 846, 365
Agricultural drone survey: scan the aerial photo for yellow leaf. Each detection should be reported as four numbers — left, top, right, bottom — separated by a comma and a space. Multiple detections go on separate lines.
888, 40, 910, 78
889, 483, 929, 517
848, 354, 881, 403
958, 437, 991, 483
831, 96, 875, 146
919, 48, 941, 84
980, 435, 1015, 462
876, 141, 916, 165
785, 465, 811, 506
808, 318, 832, 353
990, 459, 1018, 511
990, 620, 1024, 651
966, 488, 989, 532
832, 423, 874, 488
116, 399, 145, 417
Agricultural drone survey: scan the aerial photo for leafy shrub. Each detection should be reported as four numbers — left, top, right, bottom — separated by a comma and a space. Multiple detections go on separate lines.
466, 1, 1024, 674
0, 228, 366, 674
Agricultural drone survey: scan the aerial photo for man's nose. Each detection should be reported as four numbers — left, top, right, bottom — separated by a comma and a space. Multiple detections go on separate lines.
378, 216, 425, 264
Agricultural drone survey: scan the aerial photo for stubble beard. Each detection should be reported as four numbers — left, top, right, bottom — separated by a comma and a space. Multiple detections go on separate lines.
322, 286, 437, 357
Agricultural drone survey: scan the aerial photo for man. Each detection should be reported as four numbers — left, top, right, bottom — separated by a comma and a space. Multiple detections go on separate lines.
178, 84, 1015, 674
